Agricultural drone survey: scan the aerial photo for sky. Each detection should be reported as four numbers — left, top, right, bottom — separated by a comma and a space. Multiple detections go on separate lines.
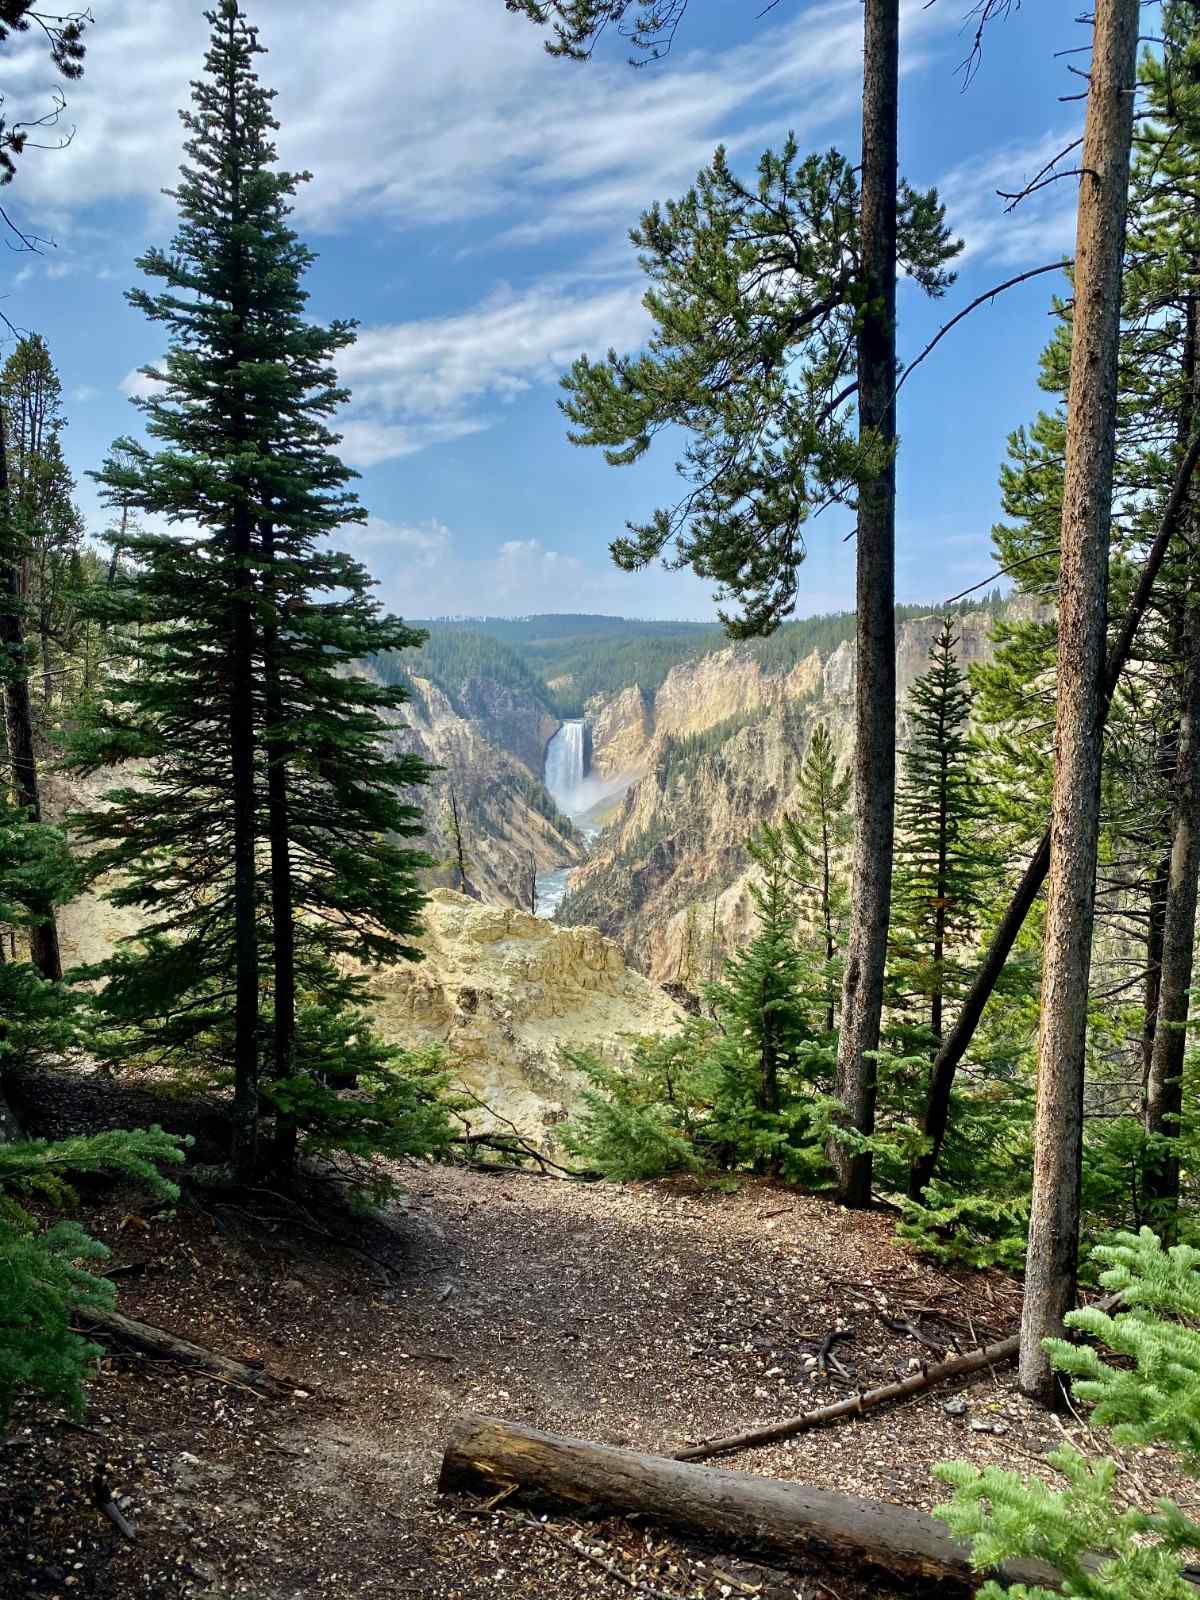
2, 0, 1088, 623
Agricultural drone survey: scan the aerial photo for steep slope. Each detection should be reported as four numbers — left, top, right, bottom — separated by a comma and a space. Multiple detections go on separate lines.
560, 610, 1004, 980
369, 888, 684, 1138
386, 672, 584, 908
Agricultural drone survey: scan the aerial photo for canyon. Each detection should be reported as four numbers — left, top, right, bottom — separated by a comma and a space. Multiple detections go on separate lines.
52, 606, 1010, 1137
399, 607, 1008, 984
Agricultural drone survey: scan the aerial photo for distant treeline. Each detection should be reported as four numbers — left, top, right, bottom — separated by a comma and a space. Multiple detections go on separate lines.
375, 628, 555, 716
382, 594, 1007, 720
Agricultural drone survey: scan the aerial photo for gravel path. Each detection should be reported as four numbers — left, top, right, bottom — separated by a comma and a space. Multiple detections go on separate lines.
1, 1091, 1175, 1599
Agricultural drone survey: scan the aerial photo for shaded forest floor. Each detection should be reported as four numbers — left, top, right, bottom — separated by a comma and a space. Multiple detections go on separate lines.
2, 1069, 1182, 1599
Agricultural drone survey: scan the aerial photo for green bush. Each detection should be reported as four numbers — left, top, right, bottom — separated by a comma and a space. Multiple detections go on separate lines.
935, 1229, 1200, 1600
0, 1127, 186, 1423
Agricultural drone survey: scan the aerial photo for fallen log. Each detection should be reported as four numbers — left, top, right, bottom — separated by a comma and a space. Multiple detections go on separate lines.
439, 1414, 1064, 1592
677, 1291, 1124, 1463
76, 1305, 293, 1398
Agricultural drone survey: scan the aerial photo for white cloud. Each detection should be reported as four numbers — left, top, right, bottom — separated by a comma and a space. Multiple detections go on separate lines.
337, 278, 649, 465
119, 367, 161, 400
356, 517, 452, 566
337, 417, 489, 469
938, 129, 1080, 267
343, 518, 724, 618
4, 0, 945, 244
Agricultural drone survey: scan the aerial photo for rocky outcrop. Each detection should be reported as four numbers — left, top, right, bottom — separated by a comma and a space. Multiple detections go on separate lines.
589, 685, 653, 779
369, 889, 685, 1139
438, 673, 561, 778
588, 648, 825, 780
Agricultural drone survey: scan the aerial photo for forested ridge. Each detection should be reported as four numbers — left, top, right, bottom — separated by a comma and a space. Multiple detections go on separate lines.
2, 2, 1200, 1599
396, 593, 1006, 719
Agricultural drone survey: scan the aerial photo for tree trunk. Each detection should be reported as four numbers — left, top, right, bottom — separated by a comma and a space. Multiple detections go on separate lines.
40, 616, 52, 711
1143, 592, 1200, 1227
0, 1081, 24, 1143
260, 522, 298, 1179
0, 407, 61, 981
821, 805, 837, 1033
1019, 0, 1139, 1405
908, 422, 1200, 1199
228, 505, 260, 1186
438, 1415, 1076, 1593
1140, 849, 1169, 1104
77, 1304, 292, 1397
831, 0, 899, 1209
224, 25, 260, 1188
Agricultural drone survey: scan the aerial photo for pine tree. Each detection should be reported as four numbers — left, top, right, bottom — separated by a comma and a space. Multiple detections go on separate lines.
714, 843, 809, 1117
564, 828, 837, 1185
1021, 0, 1141, 1405
937, 1229, 1200, 1599
917, 0, 1200, 1261
0, 1127, 184, 1423
0, 335, 86, 714
69, 1, 438, 1184
0, 402, 62, 982
772, 720, 851, 1032
891, 621, 996, 1197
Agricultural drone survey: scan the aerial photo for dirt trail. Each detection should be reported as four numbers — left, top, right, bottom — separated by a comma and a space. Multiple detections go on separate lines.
0, 1143, 1156, 1599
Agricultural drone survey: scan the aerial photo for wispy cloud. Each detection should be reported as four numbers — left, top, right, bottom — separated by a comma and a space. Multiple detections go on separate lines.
938, 129, 1080, 266
5, 0, 946, 246
338, 278, 649, 465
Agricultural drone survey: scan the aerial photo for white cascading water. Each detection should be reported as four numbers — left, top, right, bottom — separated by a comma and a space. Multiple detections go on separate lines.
537, 720, 620, 917
544, 720, 588, 815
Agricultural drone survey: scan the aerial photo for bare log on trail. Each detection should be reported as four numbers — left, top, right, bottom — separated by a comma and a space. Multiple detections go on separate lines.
439, 1414, 1069, 1593
676, 1293, 1122, 1463
76, 1305, 294, 1397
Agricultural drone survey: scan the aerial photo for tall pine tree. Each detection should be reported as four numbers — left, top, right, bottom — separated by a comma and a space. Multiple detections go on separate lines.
70, 1, 437, 1184
763, 719, 850, 1032
892, 619, 995, 1198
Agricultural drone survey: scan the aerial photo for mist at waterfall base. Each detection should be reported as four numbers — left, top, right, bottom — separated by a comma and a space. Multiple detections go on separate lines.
536, 721, 614, 917
544, 720, 620, 820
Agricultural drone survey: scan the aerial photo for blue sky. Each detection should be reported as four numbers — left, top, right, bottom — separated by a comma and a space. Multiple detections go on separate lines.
3, 0, 1086, 622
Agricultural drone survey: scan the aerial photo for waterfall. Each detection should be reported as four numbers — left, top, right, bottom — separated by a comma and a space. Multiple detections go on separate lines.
544, 721, 588, 815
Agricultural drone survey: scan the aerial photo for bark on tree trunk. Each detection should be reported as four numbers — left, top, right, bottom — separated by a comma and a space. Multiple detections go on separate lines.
1140, 851, 1168, 1104
1143, 591, 1200, 1227
1019, 0, 1140, 1406
439, 1415, 1079, 1593
832, 0, 899, 1209
229, 506, 260, 1186
0, 406, 61, 982
77, 1304, 292, 1396
260, 523, 298, 1179
0, 1081, 24, 1143
224, 21, 261, 1188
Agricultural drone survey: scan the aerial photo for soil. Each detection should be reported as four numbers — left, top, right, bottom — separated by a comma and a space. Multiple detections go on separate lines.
0, 1070, 1180, 1599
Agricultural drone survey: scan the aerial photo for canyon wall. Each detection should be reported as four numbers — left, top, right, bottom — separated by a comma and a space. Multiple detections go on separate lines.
385, 671, 584, 909
561, 610, 1005, 981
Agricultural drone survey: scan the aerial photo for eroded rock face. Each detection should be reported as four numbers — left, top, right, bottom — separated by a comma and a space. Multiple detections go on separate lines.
370, 889, 684, 1138
439, 674, 561, 779
589, 685, 653, 779
562, 610, 1005, 980
388, 674, 584, 908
